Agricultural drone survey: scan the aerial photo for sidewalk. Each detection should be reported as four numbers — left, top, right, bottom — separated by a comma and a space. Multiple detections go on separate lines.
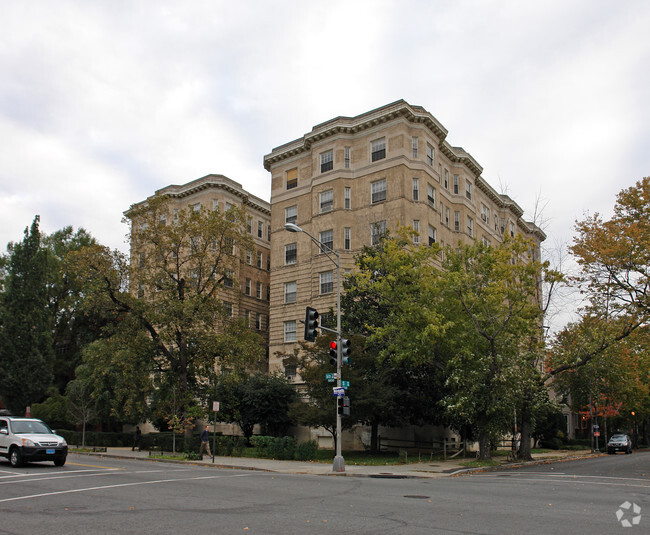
80, 448, 599, 479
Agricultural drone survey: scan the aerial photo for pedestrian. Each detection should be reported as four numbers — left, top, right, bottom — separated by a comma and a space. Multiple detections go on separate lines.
199, 425, 211, 457
132, 426, 141, 451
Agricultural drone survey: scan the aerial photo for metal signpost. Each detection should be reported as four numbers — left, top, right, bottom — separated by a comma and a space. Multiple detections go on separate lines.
212, 401, 220, 463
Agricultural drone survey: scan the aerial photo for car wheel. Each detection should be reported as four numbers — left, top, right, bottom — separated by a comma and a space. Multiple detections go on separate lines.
54, 457, 66, 467
9, 448, 23, 467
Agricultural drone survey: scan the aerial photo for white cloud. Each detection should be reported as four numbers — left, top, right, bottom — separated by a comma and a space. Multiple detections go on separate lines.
1, 0, 649, 329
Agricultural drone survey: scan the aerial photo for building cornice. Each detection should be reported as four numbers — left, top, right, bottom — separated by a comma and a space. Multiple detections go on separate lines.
125, 174, 270, 218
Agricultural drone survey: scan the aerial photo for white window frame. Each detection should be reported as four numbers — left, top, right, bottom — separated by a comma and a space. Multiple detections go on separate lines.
426, 144, 434, 166
412, 136, 418, 158
320, 270, 334, 295
429, 225, 437, 246
284, 321, 297, 342
413, 220, 420, 244
284, 281, 297, 304
344, 227, 351, 250
427, 184, 436, 207
321, 150, 333, 173
371, 137, 386, 162
320, 189, 334, 213
467, 216, 474, 237
319, 229, 334, 252
344, 187, 351, 209
371, 220, 387, 246
412, 178, 419, 201
371, 179, 387, 204
285, 243, 297, 265
344, 147, 350, 168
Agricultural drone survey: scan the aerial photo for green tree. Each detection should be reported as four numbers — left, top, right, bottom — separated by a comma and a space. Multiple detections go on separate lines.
0, 216, 55, 414
216, 372, 296, 441
69, 196, 264, 435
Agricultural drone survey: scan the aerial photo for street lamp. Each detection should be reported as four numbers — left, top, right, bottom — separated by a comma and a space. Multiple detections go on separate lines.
285, 222, 345, 472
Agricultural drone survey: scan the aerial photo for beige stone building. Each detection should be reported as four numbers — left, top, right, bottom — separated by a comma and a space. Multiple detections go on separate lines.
128, 174, 272, 364
264, 100, 545, 377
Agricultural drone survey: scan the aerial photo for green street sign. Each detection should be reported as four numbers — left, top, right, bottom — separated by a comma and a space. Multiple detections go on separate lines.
341, 381, 350, 388
325, 373, 336, 382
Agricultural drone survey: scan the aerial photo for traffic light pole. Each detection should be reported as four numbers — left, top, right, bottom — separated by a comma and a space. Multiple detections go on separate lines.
285, 222, 344, 472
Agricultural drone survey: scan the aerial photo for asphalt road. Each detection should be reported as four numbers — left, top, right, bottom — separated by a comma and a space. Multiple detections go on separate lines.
0, 452, 648, 534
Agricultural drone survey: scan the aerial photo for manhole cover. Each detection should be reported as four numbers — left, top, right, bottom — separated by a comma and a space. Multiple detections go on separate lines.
404, 495, 430, 499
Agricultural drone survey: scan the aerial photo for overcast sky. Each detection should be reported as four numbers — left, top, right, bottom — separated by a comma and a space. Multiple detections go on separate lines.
2, 0, 648, 325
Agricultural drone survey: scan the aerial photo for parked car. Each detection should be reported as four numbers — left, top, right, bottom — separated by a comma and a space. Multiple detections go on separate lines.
607, 433, 632, 454
0, 416, 68, 467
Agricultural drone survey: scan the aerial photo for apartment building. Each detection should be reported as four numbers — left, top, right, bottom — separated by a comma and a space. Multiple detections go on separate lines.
127, 174, 272, 363
264, 100, 545, 376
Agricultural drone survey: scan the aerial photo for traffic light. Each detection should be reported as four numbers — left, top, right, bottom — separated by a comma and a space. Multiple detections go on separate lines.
340, 338, 351, 365
338, 396, 350, 417
329, 340, 337, 366
304, 307, 319, 341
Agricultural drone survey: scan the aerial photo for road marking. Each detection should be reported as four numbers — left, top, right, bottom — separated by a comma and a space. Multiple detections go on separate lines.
0, 472, 254, 503
474, 475, 650, 489
0, 468, 109, 480
67, 462, 125, 470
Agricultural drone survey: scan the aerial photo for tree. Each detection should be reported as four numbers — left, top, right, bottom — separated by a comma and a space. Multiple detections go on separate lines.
0, 216, 55, 414
216, 372, 296, 441
68, 196, 264, 436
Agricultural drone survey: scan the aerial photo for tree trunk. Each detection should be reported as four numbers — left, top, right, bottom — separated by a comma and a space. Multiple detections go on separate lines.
370, 422, 379, 452
519, 417, 532, 461
478, 429, 491, 460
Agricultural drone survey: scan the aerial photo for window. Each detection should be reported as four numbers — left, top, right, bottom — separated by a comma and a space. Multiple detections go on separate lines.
223, 301, 233, 317
344, 227, 351, 250
224, 270, 234, 288
286, 168, 298, 190
500, 218, 506, 234
257, 251, 263, 269
247, 216, 253, 233
412, 136, 418, 158
371, 220, 386, 246
212, 200, 219, 212
454, 211, 460, 232
371, 179, 386, 204
138, 252, 145, 268
284, 205, 298, 228
465, 181, 472, 200
320, 189, 334, 212
444, 169, 449, 189
426, 144, 434, 166
321, 150, 333, 173
320, 271, 334, 294
284, 321, 297, 342
256, 313, 264, 331
453, 175, 459, 194
344, 147, 350, 168
256, 281, 263, 299
427, 184, 436, 207
429, 225, 437, 246
245, 278, 251, 296
191, 203, 201, 212
510, 222, 515, 237
267, 225, 271, 241
285, 243, 297, 265
267, 256, 271, 271
413, 220, 420, 244
371, 138, 386, 162
481, 204, 490, 224
245, 249, 252, 265
412, 178, 419, 201
482, 236, 491, 247
319, 229, 333, 252
445, 207, 450, 227
284, 281, 297, 303
344, 187, 351, 209
467, 216, 474, 237
257, 221, 263, 238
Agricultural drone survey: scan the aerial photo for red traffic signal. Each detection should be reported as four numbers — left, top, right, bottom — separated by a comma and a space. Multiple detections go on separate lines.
329, 341, 337, 366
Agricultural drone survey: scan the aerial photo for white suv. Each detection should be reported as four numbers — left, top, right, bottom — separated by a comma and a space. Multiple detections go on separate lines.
0, 416, 68, 467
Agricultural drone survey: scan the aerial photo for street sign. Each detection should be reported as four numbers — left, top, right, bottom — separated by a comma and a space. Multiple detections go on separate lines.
212, 401, 220, 412
333, 387, 345, 397
325, 373, 337, 382
594, 432, 600, 437
340, 381, 350, 388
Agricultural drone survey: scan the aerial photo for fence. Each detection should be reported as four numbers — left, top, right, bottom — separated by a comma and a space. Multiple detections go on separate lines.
377, 436, 469, 460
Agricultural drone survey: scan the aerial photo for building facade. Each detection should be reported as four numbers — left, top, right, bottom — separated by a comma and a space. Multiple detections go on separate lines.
127, 174, 272, 365
264, 100, 545, 377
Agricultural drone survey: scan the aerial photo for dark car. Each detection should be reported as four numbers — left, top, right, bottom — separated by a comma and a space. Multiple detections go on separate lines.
0, 416, 68, 467
607, 433, 632, 454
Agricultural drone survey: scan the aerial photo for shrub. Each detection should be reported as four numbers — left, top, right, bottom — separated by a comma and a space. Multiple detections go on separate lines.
294, 440, 318, 461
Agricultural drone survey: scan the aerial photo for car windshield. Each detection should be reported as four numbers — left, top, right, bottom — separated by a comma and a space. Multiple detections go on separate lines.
11, 420, 52, 434
609, 435, 626, 441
